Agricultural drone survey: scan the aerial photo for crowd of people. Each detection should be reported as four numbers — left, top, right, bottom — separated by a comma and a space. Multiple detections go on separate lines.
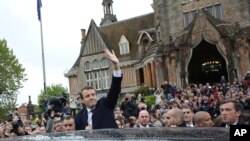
1, 48, 250, 138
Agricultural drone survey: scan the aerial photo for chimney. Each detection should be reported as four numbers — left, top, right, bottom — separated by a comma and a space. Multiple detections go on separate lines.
81, 29, 86, 45
28, 95, 32, 104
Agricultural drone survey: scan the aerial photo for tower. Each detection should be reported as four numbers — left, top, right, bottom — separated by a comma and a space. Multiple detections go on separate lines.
100, 0, 117, 26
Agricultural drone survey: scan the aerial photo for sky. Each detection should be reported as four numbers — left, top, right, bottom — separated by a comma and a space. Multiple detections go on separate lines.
0, 0, 154, 106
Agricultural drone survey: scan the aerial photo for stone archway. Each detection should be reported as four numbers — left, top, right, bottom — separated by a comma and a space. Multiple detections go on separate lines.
188, 40, 228, 84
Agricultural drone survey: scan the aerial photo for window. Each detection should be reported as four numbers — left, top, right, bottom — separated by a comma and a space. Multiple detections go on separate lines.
101, 58, 109, 68
101, 70, 109, 89
92, 60, 100, 70
207, 6, 213, 15
119, 43, 129, 55
86, 72, 93, 86
183, 4, 222, 27
183, 11, 196, 27
214, 4, 222, 19
191, 11, 196, 20
206, 4, 222, 20
84, 60, 110, 90
119, 35, 130, 55
85, 61, 92, 71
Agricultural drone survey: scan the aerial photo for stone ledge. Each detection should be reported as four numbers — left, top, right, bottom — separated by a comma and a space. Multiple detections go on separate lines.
0, 127, 229, 141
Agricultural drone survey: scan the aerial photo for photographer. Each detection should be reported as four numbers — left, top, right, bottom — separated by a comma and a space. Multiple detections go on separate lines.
120, 94, 137, 120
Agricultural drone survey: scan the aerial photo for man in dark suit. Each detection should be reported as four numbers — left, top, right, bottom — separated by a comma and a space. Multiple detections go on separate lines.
75, 48, 122, 130
220, 100, 247, 127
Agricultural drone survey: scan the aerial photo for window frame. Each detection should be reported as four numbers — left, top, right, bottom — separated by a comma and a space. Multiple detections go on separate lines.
84, 61, 92, 72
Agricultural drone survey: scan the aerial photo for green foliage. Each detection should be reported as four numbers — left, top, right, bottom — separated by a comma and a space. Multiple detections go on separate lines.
133, 86, 150, 96
37, 84, 68, 113
0, 39, 26, 117
145, 95, 155, 107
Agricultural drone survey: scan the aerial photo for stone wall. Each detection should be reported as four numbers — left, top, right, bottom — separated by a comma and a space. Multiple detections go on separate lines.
2, 127, 230, 141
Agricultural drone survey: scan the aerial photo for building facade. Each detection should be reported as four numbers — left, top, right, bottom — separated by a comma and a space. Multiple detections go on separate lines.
65, 0, 250, 95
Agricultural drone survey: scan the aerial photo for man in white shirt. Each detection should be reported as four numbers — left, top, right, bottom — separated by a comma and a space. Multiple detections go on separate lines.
134, 110, 152, 128
182, 105, 194, 127
75, 48, 122, 130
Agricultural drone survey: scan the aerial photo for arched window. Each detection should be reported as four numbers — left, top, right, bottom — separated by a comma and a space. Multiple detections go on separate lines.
101, 58, 109, 68
84, 61, 92, 71
92, 60, 100, 70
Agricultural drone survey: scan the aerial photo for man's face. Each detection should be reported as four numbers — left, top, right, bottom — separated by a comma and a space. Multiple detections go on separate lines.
54, 122, 66, 132
39, 126, 46, 134
163, 111, 177, 127
24, 126, 32, 133
18, 126, 25, 135
220, 102, 241, 124
82, 89, 97, 108
198, 113, 213, 127
138, 111, 149, 126
64, 119, 75, 131
182, 108, 194, 123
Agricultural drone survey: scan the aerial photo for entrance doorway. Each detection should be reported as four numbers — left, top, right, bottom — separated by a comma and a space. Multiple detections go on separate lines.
188, 40, 228, 84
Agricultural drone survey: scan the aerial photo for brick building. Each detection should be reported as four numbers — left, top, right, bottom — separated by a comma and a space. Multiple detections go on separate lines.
65, 0, 250, 96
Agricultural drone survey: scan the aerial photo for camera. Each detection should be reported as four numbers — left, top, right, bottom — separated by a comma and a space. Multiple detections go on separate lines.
43, 96, 67, 117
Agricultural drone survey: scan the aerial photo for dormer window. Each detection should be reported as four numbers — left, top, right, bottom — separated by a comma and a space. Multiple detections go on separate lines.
119, 35, 130, 55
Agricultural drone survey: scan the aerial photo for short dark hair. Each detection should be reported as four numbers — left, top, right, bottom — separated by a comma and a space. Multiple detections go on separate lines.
63, 115, 74, 121
80, 86, 96, 99
220, 100, 243, 112
182, 104, 194, 113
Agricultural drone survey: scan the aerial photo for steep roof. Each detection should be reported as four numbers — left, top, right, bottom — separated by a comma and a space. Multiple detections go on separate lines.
99, 13, 155, 60
65, 13, 155, 77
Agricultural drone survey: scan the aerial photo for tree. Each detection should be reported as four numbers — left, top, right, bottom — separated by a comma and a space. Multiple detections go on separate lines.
0, 39, 27, 119
37, 84, 68, 113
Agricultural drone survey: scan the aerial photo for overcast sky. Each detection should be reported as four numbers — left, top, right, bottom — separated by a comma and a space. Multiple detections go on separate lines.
0, 0, 153, 105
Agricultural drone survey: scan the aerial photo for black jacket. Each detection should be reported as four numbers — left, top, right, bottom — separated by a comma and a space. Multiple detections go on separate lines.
75, 76, 122, 130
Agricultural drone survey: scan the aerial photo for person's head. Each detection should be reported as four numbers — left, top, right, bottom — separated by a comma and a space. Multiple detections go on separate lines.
24, 124, 32, 134
138, 103, 147, 111
53, 119, 65, 132
39, 126, 46, 134
80, 86, 97, 109
17, 126, 25, 135
194, 111, 214, 127
129, 116, 137, 125
182, 105, 194, 124
63, 116, 75, 131
5, 122, 13, 133
163, 108, 184, 127
220, 100, 243, 125
155, 109, 161, 119
138, 110, 150, 127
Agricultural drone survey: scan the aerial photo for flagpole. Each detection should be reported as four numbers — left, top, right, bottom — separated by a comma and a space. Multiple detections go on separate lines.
40, 17, 47, 98
38, 0, 47, 98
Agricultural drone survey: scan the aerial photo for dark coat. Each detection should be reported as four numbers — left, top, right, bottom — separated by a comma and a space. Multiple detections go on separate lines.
220, 118, 249, 127
75, 76, 122, 130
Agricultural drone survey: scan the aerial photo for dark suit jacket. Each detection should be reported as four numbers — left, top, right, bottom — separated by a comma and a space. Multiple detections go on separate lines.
75, 76, 122, 130
220, 118, 249, 127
